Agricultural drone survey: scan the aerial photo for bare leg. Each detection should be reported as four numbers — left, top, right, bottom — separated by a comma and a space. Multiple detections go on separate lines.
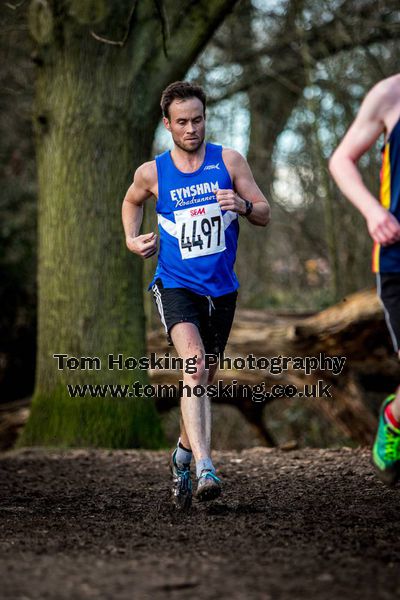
179, 418, 191, 450
170, 322, 210, 463
204, 362, 218, 451
178, 361, 219, 453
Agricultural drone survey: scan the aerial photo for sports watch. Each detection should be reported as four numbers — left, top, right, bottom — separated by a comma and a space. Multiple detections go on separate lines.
242, 199, 253, 217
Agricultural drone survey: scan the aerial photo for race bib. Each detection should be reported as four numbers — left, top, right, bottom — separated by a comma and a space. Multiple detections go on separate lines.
174, 203, 226, 260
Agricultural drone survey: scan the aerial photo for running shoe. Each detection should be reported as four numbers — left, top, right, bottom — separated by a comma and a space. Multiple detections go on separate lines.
170, 448, 192, 510
372, 394, 400, 486
195, 470, 222, 502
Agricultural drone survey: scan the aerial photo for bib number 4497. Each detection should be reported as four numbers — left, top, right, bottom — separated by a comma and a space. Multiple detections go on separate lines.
181, 215, 221, 250
175, 203, 226, 259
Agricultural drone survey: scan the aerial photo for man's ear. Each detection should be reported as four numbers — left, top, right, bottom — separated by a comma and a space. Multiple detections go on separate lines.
163, 116, 171, 131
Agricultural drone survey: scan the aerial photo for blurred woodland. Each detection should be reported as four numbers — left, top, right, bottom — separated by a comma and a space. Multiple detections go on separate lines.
1, 0, 400, 450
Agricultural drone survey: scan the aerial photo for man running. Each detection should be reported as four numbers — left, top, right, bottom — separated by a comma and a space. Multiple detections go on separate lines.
122, 81, 270, 507
329, 74, 400, 486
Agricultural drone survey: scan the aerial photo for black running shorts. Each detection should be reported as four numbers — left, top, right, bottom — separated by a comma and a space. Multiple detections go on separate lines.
377, 273, 400, 353
151, 278, 238, 356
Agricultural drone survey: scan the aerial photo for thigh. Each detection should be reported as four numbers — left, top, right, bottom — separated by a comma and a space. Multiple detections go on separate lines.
170, 322, 208, 384
170, 321, 205, 361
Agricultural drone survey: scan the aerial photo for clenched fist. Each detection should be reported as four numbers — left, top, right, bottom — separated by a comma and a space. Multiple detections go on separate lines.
126, 232, 158, 258
215, 189, 246, 214
366, 205, 400, 246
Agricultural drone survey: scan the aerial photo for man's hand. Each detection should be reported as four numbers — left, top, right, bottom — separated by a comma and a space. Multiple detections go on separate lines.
366, 205, 400, 246
126, 232, 158, 258
215, 189, 246, 214
220, 149, 270, 226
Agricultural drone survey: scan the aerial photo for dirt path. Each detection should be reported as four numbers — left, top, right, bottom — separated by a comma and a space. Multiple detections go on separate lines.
1, 447, 399, 600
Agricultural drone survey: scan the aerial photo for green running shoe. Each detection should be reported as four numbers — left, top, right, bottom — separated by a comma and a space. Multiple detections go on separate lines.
372, 395, 400, 486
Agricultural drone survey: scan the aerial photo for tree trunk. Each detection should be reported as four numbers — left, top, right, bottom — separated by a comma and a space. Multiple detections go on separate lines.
21, 0, 238, 448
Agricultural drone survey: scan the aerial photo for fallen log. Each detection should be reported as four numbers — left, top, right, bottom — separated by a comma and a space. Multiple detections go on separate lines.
148, 288, 400, 446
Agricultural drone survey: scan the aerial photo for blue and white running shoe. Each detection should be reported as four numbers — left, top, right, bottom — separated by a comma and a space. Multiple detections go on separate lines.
196, 470, 222, 502
170, 448, 192, 510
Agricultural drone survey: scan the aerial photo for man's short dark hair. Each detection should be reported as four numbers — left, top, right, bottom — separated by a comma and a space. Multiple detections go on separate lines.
161, 81, 206, 120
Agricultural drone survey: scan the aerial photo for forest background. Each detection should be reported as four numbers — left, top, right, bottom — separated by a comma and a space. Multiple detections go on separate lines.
1, 0, 399, 450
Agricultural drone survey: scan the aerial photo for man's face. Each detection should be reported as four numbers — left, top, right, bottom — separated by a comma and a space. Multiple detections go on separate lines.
163, 97, 205, 153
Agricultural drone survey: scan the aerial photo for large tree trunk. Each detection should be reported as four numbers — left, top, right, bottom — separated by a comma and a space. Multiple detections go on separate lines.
21, 0, 238, 448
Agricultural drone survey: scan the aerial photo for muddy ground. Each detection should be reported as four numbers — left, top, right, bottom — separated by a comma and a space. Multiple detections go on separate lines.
1, 447, 399, 600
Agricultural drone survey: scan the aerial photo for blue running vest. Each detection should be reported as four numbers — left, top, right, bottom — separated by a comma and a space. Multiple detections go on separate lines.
372, 116, 400, 272
148, 143, 240, 296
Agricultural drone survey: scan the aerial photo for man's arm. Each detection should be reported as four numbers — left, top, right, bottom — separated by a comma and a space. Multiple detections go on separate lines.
329, 82, 400, 246
122, 161, 158, 259
217, 148, 271, 226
